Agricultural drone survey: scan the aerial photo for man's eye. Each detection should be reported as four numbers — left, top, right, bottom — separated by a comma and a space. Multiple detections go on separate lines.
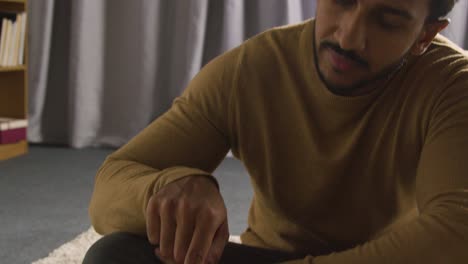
379, 22, 400, 31
377, 17, 404, 31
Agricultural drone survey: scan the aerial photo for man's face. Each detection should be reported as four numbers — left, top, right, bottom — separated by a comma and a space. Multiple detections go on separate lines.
315, 0, 431, 93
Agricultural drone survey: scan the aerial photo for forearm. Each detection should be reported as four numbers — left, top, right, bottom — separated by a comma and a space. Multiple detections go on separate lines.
282, 191, 468, 264
88, 156, 215, 236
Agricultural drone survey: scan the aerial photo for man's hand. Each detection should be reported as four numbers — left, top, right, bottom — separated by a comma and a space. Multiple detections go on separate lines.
146, 175, 229, 264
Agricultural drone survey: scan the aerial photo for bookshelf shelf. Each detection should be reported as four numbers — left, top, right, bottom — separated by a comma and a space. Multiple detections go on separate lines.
0, 0, 27, 160
0, 64, 25, 72
0, 0, 24, 12
0, 140, 27, 160
2, 0, 25, 3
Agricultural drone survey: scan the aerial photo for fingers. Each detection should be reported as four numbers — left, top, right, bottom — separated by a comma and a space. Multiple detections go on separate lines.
173, 201, 195, 263
159, 199, 177, 258
206, 220, 229, 264
146, 176, 228, 264
146, 195, 161, 245
155, 248, 177, 264
184, 210, 221, 264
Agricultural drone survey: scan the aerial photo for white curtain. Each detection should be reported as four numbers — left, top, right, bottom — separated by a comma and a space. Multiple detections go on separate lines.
28, 0, 316, 148
28, 0, 466, 148
443, 0, 468, 48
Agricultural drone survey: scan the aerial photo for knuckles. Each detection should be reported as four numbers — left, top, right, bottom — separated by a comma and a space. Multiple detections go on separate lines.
153, 193, 225, 222
198, 206, 219, 221
158, 197, 177, 211
177, 195, 195, 213
198, 206, 226, 225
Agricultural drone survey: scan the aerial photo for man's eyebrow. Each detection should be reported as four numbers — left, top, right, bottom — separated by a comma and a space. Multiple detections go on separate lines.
376, 5, 414, 20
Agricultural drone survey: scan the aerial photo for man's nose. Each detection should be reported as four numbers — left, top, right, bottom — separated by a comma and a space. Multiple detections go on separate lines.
335, 13, 367, 53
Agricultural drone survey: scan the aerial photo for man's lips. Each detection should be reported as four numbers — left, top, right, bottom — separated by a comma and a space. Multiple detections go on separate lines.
328, 48, 358, 72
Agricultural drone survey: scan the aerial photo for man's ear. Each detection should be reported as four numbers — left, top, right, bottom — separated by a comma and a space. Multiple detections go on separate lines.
411, 19, 450, 55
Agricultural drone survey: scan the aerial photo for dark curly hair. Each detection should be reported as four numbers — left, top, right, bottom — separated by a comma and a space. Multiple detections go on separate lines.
427, 0, 458, 22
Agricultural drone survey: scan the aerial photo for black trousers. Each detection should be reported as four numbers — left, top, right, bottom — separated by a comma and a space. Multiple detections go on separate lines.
83, 232, 304, 264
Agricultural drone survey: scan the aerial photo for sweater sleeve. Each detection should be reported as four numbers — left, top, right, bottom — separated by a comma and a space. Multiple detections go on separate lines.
281, 78, 468, 263
88, 46, 242, 236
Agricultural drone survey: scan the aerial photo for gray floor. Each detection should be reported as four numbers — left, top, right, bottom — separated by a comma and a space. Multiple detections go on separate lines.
0, 145, 252, 264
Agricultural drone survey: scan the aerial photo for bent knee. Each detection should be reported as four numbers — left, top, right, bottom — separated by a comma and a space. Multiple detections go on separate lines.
83, 232, 161, 264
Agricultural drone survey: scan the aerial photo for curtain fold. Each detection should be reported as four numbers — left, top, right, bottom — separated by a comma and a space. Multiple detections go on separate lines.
28, 0, 55, 143
442, 0, 468, 48
28, 0, 467, 148
69, 0, 106, 148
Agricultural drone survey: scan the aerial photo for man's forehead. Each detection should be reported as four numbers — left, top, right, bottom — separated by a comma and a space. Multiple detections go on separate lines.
357, 0, 429, 19
360, 0, 426, 7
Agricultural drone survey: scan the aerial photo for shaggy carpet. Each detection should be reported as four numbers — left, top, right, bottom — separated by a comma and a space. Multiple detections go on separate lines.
31, 227, 102, 264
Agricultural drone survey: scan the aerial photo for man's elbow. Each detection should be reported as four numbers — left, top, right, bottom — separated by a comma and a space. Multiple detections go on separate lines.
88, 197, 108, 235
87, 158, 117, 235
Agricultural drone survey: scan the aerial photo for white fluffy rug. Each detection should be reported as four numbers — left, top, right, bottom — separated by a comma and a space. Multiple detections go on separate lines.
32, 227, 103, 264
32, 227, 241, 264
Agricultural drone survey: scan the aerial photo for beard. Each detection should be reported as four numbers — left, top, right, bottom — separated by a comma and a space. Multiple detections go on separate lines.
314, 39, 410, 96
321, 57, 408, 96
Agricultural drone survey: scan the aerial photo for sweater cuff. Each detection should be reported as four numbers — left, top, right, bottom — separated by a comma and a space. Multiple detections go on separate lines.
152, 166, 219, 194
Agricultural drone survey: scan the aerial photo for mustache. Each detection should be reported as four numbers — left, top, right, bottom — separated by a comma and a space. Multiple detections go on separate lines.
320, 41, 369, 68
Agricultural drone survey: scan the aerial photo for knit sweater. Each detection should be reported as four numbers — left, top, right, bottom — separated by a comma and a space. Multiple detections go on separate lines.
89, 19, 468, 263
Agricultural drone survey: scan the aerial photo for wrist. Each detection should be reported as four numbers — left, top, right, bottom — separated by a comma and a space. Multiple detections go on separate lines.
184, 174, 220, 191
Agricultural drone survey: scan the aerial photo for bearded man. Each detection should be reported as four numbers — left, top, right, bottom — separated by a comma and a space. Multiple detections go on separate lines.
85, 1, 468, 263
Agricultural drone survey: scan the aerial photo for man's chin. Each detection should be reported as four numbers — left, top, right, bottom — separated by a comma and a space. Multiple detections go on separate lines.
319, 66, 370, 95
322, 78, 368, 96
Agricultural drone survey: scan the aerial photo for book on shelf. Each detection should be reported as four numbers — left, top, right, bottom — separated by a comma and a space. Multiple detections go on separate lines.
18, 11, 26, 65
0, 11, 26, 67
0, 117, 27, 144
0, 17, 10, 65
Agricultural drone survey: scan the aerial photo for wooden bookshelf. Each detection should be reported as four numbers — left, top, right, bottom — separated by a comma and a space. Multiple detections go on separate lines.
0, 0, 24, 12
0, 140, 27, 160
2, 0, 26, 3
0, 0, 27, 160
0, 64, 25, 72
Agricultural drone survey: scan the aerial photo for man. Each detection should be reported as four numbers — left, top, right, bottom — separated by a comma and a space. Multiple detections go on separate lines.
84, 0, 468, 263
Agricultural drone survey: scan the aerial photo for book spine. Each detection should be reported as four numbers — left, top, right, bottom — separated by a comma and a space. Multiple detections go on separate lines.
0, 19, 10, 66
0, 18, 6, 65
0, 127, 27, 144
4, 19, 12, 66
7, 19, 16, 66
9, 119, 28, 129
0, 118, 28, 130
13, 13, 21, 65
0, 122, 8, 131
19, 13, 26, 65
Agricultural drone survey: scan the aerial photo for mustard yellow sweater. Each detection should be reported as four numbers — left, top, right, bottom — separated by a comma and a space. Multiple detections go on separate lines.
89, 19, 468, 263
